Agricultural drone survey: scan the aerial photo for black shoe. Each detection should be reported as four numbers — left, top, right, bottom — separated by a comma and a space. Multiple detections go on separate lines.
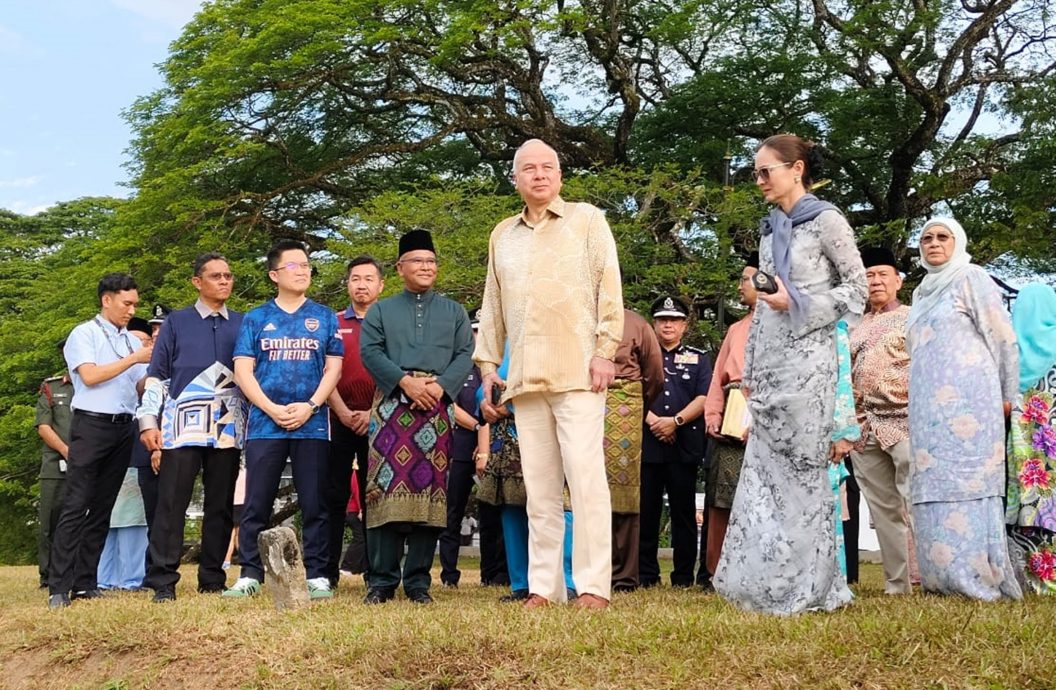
363, 587, 396, 605
48, 593, 71, 609
440, 579, 458, 589
639, 579, 660, 589
198, 584, 224, 594
406, 589, 433, 605
39, 580, 48, 590
329, 576, 339, 589
699, 579, 715, 593
566, 588, 578, 601
71, 589, 105, 601
499, 588, 529, 603
152, 588, 176, 603
612, 582, 638, 593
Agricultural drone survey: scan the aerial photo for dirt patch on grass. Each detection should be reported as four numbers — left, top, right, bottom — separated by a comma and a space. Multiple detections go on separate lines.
1, 648, 240, 690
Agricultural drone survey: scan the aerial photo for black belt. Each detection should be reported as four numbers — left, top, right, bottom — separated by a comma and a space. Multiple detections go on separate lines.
75, 409, 134, 424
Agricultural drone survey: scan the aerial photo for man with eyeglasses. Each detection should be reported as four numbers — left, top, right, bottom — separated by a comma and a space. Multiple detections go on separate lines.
137, 252, 247, 602
323, 255, 385, 587
48, 273, 152, 609
359, 229, 474, 604
224, 240, 344, 601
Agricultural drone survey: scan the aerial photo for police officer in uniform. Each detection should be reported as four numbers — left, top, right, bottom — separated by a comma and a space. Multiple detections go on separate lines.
35, 352, 73, 589
639, 296, 713, 588
147, 304, 171, 339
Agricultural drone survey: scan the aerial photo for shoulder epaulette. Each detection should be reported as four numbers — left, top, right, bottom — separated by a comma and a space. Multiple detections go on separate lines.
40, 379, 56, 405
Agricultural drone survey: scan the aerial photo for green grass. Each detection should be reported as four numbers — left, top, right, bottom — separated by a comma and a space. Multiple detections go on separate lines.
2, 561, 1053, 689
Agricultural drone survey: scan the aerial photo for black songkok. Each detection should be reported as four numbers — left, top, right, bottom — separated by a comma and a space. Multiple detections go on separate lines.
860, 246, 898, 270
398, 229, 436, 258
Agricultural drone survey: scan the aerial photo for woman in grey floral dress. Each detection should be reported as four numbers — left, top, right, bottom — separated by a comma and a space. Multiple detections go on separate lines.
714, 134, 867, 615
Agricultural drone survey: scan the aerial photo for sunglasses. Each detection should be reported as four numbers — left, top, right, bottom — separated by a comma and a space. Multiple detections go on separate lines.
752, 162, 792, 182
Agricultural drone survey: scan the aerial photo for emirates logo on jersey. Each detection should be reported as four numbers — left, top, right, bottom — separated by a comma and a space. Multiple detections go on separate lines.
304, 318, 320, 332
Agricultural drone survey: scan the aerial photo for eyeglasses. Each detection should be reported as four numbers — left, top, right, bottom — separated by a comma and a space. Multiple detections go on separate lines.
920, 232, 953, 245
399, 258, 439, 268
752, 162, 793, 182
201, 272, 234, 281
275, 261, 311, 272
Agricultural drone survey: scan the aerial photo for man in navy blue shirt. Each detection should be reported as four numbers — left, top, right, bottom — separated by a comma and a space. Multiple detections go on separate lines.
224, 240, 343, 601
137, 253, 247, 602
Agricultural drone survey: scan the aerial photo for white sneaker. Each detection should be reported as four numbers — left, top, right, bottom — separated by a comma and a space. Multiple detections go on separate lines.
307, 577, 333, 600
221, 577, 261, 598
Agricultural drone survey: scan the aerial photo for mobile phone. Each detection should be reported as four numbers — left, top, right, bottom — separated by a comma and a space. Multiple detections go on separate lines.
491, 384, 502, 405
751, 270, 779, 295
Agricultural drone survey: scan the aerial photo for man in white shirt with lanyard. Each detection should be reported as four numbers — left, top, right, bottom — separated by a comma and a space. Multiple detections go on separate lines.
47, 273, 152, 609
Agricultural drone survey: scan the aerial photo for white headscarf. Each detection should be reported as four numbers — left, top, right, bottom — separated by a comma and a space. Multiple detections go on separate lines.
907, 217, 972, 330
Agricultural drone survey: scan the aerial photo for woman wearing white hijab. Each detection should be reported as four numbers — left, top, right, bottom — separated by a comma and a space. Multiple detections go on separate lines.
906, 217, 1022, 600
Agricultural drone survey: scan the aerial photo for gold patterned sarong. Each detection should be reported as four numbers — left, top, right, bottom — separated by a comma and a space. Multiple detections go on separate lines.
604, 379, 644, 514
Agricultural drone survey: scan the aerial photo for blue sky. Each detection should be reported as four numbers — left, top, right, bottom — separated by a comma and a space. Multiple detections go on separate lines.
0, 1, 201, 215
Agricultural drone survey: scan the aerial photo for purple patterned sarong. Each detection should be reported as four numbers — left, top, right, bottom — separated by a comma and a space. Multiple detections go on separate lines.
365, 385, 452, 529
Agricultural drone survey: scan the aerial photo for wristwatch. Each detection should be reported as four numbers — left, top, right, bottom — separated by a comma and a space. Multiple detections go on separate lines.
674, 414, 686, 427
473, 423, 482, 432
308, 401, 320, 414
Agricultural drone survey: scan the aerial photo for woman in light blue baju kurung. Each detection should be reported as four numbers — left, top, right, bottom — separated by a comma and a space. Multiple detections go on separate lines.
906, 218, 1021, 601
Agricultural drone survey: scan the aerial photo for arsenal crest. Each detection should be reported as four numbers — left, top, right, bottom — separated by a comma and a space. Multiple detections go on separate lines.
304, 318, 320, 332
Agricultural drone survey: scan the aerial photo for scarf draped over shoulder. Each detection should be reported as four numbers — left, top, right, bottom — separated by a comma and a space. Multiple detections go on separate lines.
759, 193, 841, 331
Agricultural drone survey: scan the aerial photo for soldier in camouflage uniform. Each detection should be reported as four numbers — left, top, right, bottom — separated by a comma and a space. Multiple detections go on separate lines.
35, 366, 73, 588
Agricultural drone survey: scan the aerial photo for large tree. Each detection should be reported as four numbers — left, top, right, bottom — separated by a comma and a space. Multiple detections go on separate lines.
635, 0, 1056, 266
124, 0, 1056, 266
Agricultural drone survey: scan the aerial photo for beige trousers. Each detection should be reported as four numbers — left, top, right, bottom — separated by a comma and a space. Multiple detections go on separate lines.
851, 434, 913, 594
515, 390, 612, 601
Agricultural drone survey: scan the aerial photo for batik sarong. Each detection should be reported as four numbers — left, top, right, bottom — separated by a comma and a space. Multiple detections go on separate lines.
365, 381, 452, 529
476, 417, 526, 507
604, 379, 644, 514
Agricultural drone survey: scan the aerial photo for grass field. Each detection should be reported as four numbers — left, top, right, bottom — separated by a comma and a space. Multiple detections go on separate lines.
1, 560, 1053, 689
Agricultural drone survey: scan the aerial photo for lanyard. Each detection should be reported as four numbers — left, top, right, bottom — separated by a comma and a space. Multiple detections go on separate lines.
93, 316, 134, 359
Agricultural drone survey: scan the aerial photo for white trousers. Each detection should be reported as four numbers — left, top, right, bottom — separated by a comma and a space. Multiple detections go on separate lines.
515, 390, 612, 601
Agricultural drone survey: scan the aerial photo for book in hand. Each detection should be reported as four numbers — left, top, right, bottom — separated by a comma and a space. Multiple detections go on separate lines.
720, 388, 751, 439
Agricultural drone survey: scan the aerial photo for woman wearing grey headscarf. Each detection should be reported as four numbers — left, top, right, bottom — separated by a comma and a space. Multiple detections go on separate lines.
714, 134, 866, 614
906, 217, 1022, 600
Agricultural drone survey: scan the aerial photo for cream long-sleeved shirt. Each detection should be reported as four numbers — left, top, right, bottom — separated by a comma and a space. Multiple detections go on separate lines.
473, 197, 624, 400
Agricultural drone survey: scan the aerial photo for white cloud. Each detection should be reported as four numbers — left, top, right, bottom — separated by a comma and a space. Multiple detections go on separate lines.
110, 0, 203, 28
0, 175, 43, 189
1, 200, 52, 215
